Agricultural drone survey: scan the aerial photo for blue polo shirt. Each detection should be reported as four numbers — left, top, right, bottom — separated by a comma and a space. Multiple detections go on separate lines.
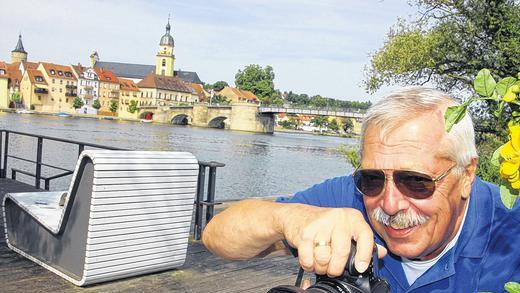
277, 176, 520, 293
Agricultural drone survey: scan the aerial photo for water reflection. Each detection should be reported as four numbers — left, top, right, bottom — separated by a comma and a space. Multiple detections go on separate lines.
0, 112, 357, 200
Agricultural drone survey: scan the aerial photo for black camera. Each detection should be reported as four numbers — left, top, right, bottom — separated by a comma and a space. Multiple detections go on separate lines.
267, 241, 390, 293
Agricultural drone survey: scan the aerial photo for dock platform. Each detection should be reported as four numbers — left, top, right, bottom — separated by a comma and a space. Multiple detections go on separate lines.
0, 178, 299, 293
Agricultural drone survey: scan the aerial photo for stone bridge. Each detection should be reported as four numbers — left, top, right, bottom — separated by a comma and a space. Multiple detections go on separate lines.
137, 103, 276, 133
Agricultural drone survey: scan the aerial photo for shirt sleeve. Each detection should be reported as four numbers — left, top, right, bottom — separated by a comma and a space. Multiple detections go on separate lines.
276, 175, 363, 209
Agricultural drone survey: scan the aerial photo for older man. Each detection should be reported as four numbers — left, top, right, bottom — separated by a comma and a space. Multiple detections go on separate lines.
202, 88, 519, 292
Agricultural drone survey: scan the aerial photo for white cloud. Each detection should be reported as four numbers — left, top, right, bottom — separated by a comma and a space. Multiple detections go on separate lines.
0, 0, 417, 101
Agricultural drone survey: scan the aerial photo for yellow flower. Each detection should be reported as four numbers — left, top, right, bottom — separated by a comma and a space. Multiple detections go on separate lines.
503, 90, 517, 102
499, 123, 520, 189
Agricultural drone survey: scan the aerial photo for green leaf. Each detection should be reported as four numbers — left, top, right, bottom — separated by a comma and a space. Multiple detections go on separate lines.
494, 101, 504, 118
499, 179, 519, 209
474, 69, 497, 97
490, 146, 503, 168
505, 282, 520, 293
444, 105, 467, 132
496, 77, 517, 96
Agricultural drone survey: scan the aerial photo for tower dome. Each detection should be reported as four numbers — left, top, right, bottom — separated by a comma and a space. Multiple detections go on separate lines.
160, 20, 174, 46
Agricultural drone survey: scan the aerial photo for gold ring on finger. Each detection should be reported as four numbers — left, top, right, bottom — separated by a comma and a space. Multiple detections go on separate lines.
314, 240, 331, 248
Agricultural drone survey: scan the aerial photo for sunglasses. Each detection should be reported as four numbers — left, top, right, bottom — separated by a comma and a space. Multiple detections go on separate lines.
353, 164, 456, 199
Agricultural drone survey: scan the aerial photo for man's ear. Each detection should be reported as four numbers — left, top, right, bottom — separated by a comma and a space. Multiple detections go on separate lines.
461, 158, 478, 199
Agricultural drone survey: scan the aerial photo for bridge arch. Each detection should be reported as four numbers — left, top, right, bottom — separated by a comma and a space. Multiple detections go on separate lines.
208, 116, 227, 129
171, 114, 192, 125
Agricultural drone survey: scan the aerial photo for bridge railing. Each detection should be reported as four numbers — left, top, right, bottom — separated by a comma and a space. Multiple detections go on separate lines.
258, 105, 367, 118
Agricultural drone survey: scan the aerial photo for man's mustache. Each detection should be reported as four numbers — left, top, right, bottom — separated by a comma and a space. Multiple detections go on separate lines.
372, 207, 429, 229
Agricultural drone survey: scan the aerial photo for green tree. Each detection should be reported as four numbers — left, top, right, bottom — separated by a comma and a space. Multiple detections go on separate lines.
278, 120, 295, 129
72, 97, 84, 109
365, 0, 520, 94
10, 91, 20, 102
311, 115, 328, 130
128, 100, 137, 113
212, 81, 229, 92
328, 119, 339, 132
109, 100, 118, 113
342, 118, 354, 133
92, 99, 101, 110
235, 64, 277, 104
211, 94, 231, 105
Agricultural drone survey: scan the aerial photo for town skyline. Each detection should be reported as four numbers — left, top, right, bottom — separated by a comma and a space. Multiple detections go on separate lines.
0, 0, 417, 102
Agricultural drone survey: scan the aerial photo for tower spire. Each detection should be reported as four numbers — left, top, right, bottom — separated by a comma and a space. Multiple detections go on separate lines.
12, 33, 26, 53
11, 33, 28, 63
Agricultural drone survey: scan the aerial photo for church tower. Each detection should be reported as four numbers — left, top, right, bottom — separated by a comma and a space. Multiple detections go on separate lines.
11, 34, 28, 63
155, 18, 175, 77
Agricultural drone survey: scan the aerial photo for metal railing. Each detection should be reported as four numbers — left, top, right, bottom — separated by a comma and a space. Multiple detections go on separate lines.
0, 129, 122, 189
193, 161, 226, 240
0, 129, 224, 238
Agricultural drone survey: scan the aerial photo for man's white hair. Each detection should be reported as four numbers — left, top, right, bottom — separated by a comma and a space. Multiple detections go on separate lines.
360, 87, 478, 174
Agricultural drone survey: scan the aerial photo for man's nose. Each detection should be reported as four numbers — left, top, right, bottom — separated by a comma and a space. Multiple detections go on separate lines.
380, 176, 410, 215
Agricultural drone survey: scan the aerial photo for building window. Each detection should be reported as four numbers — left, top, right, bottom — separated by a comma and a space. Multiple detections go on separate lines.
58, 71, 63, 76
52, 79, 55, 84
60, 80, 63, 85
50, 69, 55, 75
159, 93, 162, 99
0, 69, 5, 75
162, 59, 166, 66
66, 98, 69, 103
59, 88, 62, 93
65, 72, 72, 77
35, 76, 43, 82
38, 96, 41, 101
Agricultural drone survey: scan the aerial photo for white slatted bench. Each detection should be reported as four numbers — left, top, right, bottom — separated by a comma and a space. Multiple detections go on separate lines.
2, 150, 199, 286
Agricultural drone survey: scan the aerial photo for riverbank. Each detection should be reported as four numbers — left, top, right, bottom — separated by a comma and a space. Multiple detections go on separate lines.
0, 108, 144, 123
274, 127, 359, 138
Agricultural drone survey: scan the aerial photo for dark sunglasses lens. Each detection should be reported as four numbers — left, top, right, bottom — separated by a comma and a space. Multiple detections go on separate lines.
354, 170, 385, 197
394, 171, 435, 199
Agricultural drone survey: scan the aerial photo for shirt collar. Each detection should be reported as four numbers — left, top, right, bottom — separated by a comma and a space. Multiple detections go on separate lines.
455, 176, 494, 258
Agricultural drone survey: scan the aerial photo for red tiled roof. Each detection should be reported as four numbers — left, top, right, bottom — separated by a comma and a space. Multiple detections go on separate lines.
119, 78, 140, 92
27, 69, 48, 85
24, 61, 38, 70
190, 83, 209, 102
6, 62, 22, 87
137, 73, 193, 94
40, 62, 76, 80
221, 86, 259, 102
94, 68, 120, 83
71, 64, 86, 78
0, 62, 8, 78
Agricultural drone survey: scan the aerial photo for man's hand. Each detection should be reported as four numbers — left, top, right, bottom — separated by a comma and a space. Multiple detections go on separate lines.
280, 207, 386, 277
203, 200, 386, 278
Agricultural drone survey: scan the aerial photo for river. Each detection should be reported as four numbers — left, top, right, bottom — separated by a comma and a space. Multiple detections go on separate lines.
0, 112, 357, 200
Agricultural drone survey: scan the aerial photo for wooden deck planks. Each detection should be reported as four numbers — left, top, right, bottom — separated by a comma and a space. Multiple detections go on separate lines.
0, 178, 300, 292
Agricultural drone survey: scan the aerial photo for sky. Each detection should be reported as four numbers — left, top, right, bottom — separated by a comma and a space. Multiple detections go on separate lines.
0, 0, 418, 102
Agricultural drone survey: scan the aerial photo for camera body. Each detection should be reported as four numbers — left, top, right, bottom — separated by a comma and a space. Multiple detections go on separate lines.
267, 241, 390, 293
